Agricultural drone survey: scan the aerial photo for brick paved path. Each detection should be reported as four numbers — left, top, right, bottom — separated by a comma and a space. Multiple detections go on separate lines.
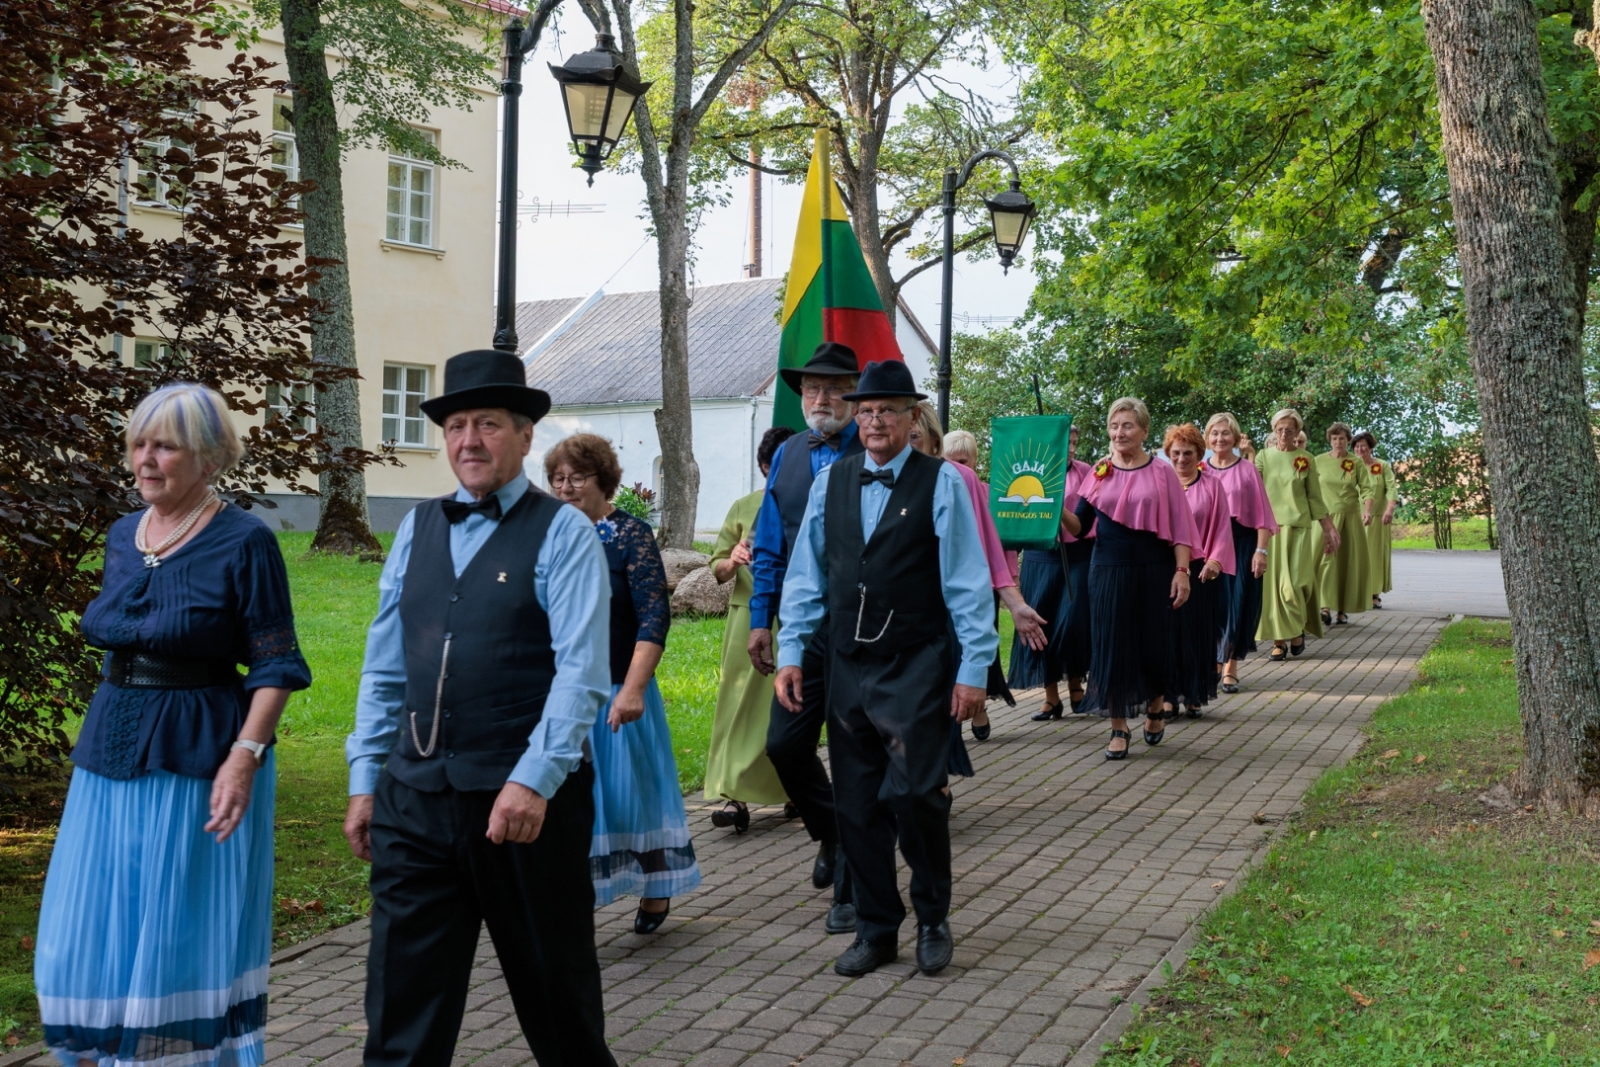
252, 610, 1442, 1067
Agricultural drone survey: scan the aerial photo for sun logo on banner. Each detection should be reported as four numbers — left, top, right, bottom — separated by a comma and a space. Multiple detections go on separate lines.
995, 438, 1065, 508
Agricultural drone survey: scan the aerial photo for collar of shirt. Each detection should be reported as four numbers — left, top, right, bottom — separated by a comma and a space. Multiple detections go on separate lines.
863, 443, 914, 478
454, 472, 529, 514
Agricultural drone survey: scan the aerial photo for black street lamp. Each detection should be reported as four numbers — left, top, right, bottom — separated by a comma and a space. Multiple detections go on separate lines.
936, 149, 1037, 429
492, 8, 650, 354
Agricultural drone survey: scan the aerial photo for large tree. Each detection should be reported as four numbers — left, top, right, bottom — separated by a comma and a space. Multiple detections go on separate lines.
263, 0, 498, 554
575, 0, 797, 547
1424, 0, 1600, 813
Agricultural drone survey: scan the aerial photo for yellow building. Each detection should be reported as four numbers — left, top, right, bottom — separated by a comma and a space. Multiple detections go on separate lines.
124, 24, 499, 529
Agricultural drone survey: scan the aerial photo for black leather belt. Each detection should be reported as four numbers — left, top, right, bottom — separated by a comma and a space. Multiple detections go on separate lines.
106, 650, 241, 689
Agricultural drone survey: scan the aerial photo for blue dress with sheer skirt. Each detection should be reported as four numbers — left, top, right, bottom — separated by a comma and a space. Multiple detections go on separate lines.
587, 510, 702, 906
36, 505, 310, 1067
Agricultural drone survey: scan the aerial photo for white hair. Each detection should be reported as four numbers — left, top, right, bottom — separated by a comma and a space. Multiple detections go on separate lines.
125, 382, 243, 476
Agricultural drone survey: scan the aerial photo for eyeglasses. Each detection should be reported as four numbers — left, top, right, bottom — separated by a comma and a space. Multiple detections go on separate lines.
856, 407, 909, 425
549, 472, 592, 489
800, 383, 849, 399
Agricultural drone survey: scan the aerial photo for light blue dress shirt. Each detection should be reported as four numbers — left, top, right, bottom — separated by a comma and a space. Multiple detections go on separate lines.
776, 444, 998, 689
346, 473, 611, 799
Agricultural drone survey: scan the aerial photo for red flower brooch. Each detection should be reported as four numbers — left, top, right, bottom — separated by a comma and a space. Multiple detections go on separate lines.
1293, 456, 1310, 473
1093, 461, 1113, 480
1341, 458, 1355, 474
1370, 462, 1382, 475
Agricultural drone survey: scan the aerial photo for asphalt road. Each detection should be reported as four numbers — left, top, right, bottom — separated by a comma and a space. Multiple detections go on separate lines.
1384, 548, 1508, 617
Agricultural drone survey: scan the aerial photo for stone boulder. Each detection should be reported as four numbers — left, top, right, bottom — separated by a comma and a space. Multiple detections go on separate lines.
659, 548, 710, 591
671, 565, 731, 616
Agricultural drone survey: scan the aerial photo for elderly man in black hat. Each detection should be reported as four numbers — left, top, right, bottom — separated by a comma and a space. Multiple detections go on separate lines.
746, 341, 864, 933
344, 350, 616, 1067
775, 360, 998, 977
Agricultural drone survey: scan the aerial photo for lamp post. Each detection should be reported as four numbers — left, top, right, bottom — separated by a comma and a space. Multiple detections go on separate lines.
491, 8, 650, 353
936, 149, 1037, 430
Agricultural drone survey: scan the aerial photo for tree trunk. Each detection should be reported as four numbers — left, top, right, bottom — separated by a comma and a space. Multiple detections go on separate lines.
1425, 0, 1600, 814
654, 214, 700, 549
281, 0, 382, 556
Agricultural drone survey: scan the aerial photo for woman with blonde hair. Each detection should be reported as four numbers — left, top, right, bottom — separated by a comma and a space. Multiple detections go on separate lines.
1313, 422, 1373, 626
1351, 431, 1397, 608
1203, 413, 1277, 693
1058, 398, 1196, 759
1255, 409, 1338, 660
37, 383, 311, 1067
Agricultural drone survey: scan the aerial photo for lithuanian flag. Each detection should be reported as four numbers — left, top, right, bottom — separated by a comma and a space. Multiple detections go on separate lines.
773, 130, 904, 430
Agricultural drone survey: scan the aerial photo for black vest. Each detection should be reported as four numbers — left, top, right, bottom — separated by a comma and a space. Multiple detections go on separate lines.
772, 429, 865, 559
391, 488, 561, 792
824, 450, 949, 659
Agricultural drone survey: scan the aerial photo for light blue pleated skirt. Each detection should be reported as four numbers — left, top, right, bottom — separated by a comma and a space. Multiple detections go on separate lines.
35, 753, 275, 1067
589, 680, 702, 906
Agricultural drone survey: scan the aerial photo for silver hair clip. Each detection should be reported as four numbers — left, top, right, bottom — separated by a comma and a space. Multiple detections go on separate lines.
854, 583, 893, 643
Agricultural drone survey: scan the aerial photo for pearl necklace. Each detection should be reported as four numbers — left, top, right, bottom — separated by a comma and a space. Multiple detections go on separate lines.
135, 489, 220, 568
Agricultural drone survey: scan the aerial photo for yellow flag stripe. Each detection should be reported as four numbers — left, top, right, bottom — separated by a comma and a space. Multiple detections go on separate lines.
780, 130, 850, 326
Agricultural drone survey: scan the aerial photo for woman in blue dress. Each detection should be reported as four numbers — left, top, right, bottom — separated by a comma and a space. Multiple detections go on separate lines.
36, 383, 311, 1067
545, 434, 701, 934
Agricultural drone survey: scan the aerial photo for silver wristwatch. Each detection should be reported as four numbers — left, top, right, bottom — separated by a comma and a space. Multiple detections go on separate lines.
231, 739, 267, 765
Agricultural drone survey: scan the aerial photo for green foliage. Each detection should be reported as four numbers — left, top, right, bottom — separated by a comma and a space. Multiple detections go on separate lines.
612, 483, 657, 526
1104, 621, 1600, 1066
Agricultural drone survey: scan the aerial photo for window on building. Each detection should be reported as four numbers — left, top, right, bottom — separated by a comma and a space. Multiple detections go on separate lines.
134, 115, 192, 208
386, 130, 436, 247
266, 381, 314, 431
132, 339, 172, 367
382, 364, 430, 446
269, 97, 298, 206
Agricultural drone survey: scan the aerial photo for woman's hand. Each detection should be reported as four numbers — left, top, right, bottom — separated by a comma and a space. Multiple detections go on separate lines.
1382, 505, 1396, 526
729, 540, 753, 568
1199, 559, 1222, 582
1170, 569, 1191, 609
206, 748, 258, 842
608, 685, 647, 731
999, 586, 1048, 651
1251, 551, 1268, 579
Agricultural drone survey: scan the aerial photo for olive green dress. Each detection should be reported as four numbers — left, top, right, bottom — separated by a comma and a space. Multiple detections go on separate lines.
1256, 447, 1330, 641
702, 490, 788, 805
1364, 457, 1396, 597
1314, 451, 1374, 615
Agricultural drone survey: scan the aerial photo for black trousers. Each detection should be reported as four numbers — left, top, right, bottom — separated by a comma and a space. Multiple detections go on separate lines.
766, 626, 852, 905
364, 764, 615, 1067
826, 633, 954, 945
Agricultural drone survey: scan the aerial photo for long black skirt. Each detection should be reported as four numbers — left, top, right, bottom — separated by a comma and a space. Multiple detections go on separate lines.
1170, 559, 1221, 710
1081, 559, 1175, 720
1217, 518, 1264, 663
1007, 544, 1092, 689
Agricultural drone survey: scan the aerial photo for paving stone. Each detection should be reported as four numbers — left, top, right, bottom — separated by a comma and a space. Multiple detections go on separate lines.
263, 612, 1440, 1067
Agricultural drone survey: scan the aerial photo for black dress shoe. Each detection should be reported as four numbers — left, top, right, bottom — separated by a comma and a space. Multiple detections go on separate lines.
916, 921, 953, 974
971, 719, 991, 741
834, 939, 897, 976
1030, 701, 1064, 721
825, 902, 857, 934
634, 900, 669, 934
812, 841, 838, 890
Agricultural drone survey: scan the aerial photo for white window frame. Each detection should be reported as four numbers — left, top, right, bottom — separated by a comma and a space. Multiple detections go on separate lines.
386, 130, 437, 248
132, 339, 172, 368
265, 380, 314, 432
269, 96, 299, 207
134, 112, 193, 209
382, 363, 431, 448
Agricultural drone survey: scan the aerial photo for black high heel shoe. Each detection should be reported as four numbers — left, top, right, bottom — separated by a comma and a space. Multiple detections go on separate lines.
710, 800, 750, 833
971, 717, 991, 741
635, 900, 670, 934
1031, 701, 1064, 721
1143, 711, 1166, 746
1106, 728, 1131, 761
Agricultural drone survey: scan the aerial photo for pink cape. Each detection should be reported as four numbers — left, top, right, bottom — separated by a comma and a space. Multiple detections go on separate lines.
1076, 457, 1198, 551
1059, 458, 1094, 543
1206, 456, 1279, 533
1182, 468, 1236, 575
949, 459, 1017, 589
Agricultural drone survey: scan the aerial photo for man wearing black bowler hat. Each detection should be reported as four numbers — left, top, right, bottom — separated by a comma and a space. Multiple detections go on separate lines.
774, 359, 997, 977
746, 341, 864, 933
344, 350, 616, 1066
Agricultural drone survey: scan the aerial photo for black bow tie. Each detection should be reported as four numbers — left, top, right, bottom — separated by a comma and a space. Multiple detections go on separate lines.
809, 432, 842, 451
859, 467, 895, 488
441, 495, 503, 524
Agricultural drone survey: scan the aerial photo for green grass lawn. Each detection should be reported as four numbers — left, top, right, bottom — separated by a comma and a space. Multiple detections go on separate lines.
1104, 619, 1600, 1067
1393, 515, 1496, 550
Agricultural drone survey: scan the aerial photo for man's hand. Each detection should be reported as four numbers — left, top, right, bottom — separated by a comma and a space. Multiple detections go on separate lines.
487, 782, 547, 845
950, 683, 985, 723
344, 794, 375, 861
748, 627, 775, 676
774, 665, 804, 713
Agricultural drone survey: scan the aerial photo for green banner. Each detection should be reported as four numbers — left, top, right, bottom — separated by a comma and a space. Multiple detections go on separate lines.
988, 414, 1075, 552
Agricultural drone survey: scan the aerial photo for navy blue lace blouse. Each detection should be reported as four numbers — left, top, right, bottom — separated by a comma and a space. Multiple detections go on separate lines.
595, 509, 670, 684
75, 505, 312, 780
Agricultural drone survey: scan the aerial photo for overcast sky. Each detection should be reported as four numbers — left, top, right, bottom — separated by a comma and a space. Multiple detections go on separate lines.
503, 27, 1040, 341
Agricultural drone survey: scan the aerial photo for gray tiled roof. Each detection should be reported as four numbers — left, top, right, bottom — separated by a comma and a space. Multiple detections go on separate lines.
514, 295, 584, 352
518, 278, 783, 406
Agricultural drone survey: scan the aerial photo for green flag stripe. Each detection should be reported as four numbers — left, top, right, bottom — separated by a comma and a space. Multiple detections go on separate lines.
774, 274, 826, 431
823, 220, 883, 311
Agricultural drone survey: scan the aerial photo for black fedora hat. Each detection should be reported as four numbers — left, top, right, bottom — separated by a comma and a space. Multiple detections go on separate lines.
419, 349, 552, 426
842, 359, 927, 401
777, 342, 861, 392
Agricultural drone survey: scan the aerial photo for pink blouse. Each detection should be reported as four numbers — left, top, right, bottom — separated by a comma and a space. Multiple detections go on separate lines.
1206, 455, 1279, 533
949, 459, 1017, 589
1181, 467, 1236, 574
1059, 458, 1094, 544
1076, 456, 1198, 551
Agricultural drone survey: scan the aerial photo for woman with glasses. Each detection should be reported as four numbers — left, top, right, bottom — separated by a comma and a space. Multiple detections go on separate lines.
546, 434, 701, 934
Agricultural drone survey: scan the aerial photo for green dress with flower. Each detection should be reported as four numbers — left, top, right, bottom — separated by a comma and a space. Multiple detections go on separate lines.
1314, 451, 1374, 616
1364, 458, 1397, 598
1256, 447, 1330, 641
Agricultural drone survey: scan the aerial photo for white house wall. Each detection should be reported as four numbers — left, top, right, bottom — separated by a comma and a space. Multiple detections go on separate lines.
527, 396, 776, 534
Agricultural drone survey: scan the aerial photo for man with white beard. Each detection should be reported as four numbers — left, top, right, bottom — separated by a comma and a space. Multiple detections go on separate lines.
747, 343, 863, 934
